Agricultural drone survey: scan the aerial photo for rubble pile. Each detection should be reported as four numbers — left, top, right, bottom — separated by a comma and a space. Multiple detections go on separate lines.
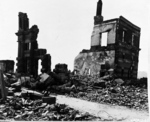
1, 71, 148, 121
69, 86, 148, 110
49, 75, 148, 111
0, 94, 99, 121
0, 1, 146, 120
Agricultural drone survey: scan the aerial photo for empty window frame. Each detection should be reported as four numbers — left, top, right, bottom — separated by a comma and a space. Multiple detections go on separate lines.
101, 32, 108, 46
132, 34, 134, 46
122, 31, 125, 42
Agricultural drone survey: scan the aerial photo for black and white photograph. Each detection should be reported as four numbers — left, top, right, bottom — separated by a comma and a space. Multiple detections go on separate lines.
0, 0, 149, 121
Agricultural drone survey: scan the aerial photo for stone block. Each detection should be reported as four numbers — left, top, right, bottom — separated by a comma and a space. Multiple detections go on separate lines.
42, 96, 56, 104
7, 90, 14, 96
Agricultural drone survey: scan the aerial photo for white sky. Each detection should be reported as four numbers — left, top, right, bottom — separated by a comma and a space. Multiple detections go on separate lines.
0, 0, 149, 73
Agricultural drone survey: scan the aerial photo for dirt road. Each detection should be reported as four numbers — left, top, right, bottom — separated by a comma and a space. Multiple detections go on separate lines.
52, 94, 149, 121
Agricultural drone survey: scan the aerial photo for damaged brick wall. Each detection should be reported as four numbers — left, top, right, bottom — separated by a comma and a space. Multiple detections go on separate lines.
115, 16, 141, 79
74, 0, 141, 80
16, 12, 51, 77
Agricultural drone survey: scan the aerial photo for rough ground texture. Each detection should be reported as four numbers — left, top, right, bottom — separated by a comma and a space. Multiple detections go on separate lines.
0, 95, 100, 121
3, 73, 149, 121
54, 94, 149, 121
49, 76, 148, 111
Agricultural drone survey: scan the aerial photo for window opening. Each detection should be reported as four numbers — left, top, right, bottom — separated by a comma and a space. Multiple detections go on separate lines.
132, 34, 134, 46
101, 32, 107, 46
122, 31, 125, 42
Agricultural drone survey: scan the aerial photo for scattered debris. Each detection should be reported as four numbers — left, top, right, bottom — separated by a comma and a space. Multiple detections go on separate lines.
49, 75, 148, 111
0, 96, 99, 121
114, 78, 124, 86
0, 0, 147, 121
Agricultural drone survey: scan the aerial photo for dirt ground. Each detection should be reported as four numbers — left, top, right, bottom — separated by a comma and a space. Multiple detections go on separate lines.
52, 94, 149, 121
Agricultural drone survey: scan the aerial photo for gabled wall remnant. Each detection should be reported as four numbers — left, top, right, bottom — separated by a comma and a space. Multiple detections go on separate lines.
16, 12, 51, 77
74, 0, 141, 79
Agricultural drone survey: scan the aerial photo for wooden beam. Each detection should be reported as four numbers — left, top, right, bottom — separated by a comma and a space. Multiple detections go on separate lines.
0, 70, 7, 100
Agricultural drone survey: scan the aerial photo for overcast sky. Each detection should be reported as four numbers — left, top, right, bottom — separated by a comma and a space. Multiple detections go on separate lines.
0, 0, 149, 73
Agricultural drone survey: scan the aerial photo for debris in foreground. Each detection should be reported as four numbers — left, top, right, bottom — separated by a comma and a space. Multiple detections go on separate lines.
3, 67, 148, 112
0, 95, 99, 121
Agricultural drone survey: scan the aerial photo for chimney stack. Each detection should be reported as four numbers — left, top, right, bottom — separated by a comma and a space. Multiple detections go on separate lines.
94, 0, 103, 25
96, 0, 102, 16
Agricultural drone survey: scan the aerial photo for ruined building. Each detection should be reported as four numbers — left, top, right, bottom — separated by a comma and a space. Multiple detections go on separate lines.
16, 12, 51, 77
0, 60, 14, 73
74, 0, 141, 79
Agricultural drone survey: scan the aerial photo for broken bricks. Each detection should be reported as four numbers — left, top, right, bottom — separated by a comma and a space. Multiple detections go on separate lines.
21, 88, 43, 100
0, 95, 100, 121
48, 74, 148, 111
93, 79, 106, 88
114, 78, 124, 86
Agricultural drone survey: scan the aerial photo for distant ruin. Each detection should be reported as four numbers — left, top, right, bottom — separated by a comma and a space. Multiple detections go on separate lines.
74, 0, 141, 79
16, 12, 51, 77
0, 60, 14, 73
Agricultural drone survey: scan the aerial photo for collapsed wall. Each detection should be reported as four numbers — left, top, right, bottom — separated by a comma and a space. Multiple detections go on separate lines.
74, 0, 141, 79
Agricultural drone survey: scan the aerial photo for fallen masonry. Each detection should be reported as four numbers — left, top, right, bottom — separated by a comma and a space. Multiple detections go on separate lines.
0, 71, 148, 120
0, 0, 148, 121
3, 69, 148, 111
0, 94, 100, 121
49, 75, 148, 111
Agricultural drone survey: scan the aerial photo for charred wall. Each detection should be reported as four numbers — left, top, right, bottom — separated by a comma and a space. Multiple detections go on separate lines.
0, 60, 14, 73
114, 16, 141, 79
16, 12, 51, 77
74, 1, 141, 80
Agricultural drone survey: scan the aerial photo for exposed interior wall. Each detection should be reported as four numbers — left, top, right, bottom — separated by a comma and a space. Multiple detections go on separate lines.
74, 50, 115, 75
91, 21, 117, 47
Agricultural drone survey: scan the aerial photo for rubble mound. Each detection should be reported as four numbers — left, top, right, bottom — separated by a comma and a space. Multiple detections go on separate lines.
49, 75, 148, 111
0, 96, 99, 121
